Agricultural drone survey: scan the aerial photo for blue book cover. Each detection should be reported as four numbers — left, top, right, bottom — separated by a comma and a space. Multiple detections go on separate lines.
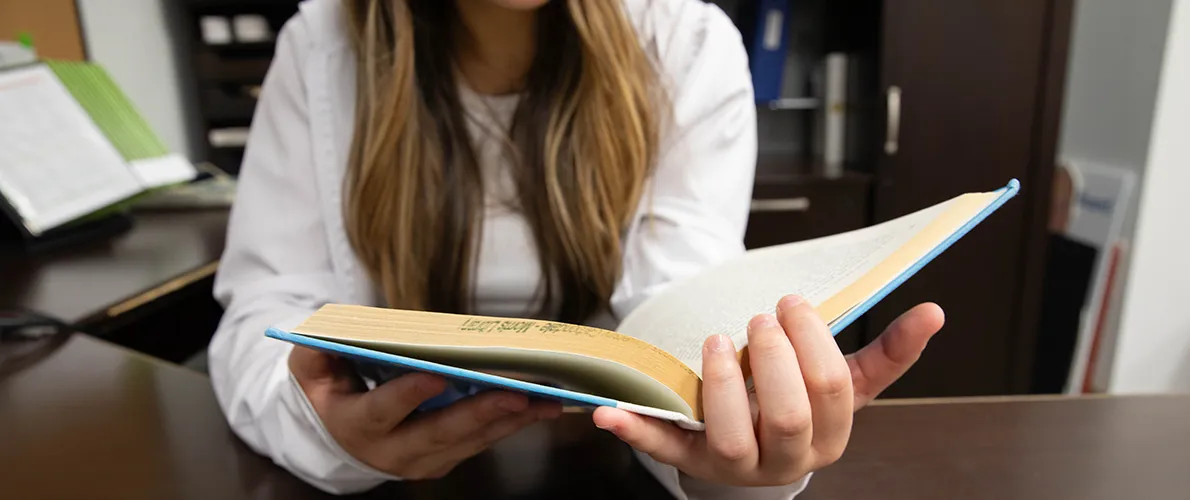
266, 180, 1021, 431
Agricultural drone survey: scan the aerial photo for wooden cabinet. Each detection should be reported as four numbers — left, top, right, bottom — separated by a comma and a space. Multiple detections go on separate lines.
740, 0, 1073, 396
746, 164, 872, 249
864, 0, 1072, 397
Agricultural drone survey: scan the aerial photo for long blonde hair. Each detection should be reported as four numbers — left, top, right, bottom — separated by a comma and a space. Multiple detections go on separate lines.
342, 0, 661, 323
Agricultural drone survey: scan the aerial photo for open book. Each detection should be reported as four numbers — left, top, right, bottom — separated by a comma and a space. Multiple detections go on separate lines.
267, 180, 1020, 430
0, 62, 196, 237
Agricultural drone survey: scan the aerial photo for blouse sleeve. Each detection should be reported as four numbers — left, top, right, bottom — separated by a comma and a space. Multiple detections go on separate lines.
610, 1, 812, 498
206, 13, 399, 494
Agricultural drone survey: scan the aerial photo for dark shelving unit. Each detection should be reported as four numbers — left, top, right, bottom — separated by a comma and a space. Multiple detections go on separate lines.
177, 0, 301, 174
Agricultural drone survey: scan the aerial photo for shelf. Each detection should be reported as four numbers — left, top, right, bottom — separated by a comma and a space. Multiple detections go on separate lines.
204, 41, 276, 57
764, 98, 820, 110
183, 0, 300, 9
194, 52, 271, 84
754, 152, 873, 186
199, 85, 258, 125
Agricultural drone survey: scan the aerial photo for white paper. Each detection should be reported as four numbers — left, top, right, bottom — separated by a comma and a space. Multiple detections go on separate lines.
0, 65, 143, 235
617, 199, 956, 375
130, 153, 198, 189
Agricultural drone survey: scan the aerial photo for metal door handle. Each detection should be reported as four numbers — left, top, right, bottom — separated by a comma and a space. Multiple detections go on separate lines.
885, 86, 902, 155
751, 197, 811, 213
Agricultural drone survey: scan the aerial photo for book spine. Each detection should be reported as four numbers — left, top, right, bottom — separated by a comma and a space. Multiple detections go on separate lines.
747, 0, 791, 103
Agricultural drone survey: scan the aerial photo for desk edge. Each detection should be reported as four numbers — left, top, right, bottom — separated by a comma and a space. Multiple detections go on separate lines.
104, 260, 221, 319
869, 392, 1190, 406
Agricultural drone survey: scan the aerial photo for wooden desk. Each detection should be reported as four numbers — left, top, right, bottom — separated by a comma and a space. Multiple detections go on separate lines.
4, 334, 1189, 500
0, 210, 228, 360
806, 395, 1190, 499
0, 334, 673, 500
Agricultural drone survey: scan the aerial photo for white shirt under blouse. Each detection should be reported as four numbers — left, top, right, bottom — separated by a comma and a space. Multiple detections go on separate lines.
208, 0, 811, 498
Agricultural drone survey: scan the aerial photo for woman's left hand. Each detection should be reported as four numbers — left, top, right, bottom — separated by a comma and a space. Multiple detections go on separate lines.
592, 294, 945, 487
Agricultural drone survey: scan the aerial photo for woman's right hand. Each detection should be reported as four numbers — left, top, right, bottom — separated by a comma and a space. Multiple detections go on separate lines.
289, 346, 563, 480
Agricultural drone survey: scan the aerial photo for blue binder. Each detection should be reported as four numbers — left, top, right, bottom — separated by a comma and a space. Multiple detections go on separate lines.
745, 0, 791, 102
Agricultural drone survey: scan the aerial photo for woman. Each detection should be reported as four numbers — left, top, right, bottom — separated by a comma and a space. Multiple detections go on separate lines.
209, 0, 945, 498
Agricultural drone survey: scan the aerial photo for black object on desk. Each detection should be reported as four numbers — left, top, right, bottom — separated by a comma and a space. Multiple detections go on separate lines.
0, 210, 134, 256
0, 308, 74, 378
0, 209, 229, 362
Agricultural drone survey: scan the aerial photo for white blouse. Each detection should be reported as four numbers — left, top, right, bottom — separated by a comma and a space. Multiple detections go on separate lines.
207, 0, 810, 498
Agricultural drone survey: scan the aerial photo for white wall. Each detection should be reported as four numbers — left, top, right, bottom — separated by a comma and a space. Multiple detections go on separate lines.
76, 0, 196, 160
1057, 0, 1175, 390
1110, 0, 1190, 394
1060, 0, 1173, 171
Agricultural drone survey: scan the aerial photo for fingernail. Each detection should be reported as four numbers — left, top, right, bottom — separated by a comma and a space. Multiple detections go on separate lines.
780, 295, 805, 309
705, 334, 733, 353
749, 313, 778, 330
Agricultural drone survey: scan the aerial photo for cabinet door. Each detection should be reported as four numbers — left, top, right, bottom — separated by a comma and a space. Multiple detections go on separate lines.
868, 0, 1066, 396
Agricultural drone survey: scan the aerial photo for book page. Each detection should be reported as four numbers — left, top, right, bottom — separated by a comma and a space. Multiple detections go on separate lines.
293, 304, 705, 419
616, 199, 957, 376
129, 153, 198, 189
0, 65, 143, 235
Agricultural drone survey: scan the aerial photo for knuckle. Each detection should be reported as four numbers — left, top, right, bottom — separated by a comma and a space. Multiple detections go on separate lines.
804, 369, 851, 398
614, 426, 653, 453
461, 441, 489, 460
710, 434, 753, 463
496, 413, 538, 438
823, 444, 846, 465
471, 397, 512, 423
777, 468, 808, 486
767, 410, 812, 439
703, 365, 741, 387
362, 406, 391, 430
750, 338, 786, 361
817, 441, 847, 466
373, 453, 410, 476
427, 425, 457, 448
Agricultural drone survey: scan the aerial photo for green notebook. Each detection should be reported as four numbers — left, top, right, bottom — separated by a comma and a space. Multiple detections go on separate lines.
45, 60, 172, 163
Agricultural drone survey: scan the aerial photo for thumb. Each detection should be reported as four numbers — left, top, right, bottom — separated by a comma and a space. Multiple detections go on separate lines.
289, 346, 365, 401
846, 303, 944, 408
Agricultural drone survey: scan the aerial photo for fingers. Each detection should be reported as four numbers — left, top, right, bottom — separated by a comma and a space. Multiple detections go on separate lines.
745, 310, 812, 471
396, 390, 531, 452
776, 295, 853, 465
593, 407, 699, 467
847, 302, 945, 408
393, 406, 545, 481
351, 372, 446, 433
702, 333, 759, 471
435, 400, 563, 468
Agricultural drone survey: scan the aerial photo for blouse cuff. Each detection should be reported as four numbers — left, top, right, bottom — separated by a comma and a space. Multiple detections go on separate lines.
276, 357, 404, 493
634, 450, 813, 500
